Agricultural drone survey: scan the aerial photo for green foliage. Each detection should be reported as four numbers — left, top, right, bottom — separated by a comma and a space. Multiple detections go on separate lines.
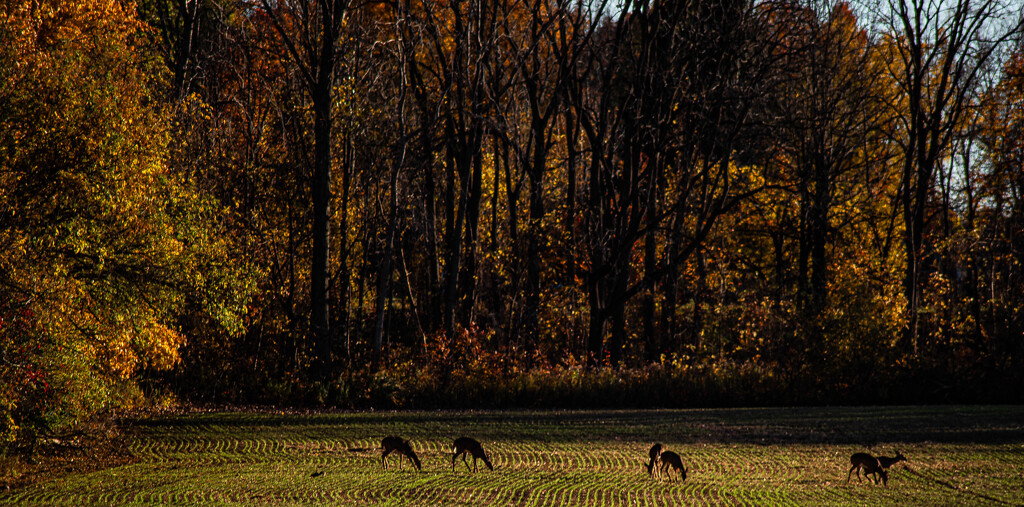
0, 0, 252, 449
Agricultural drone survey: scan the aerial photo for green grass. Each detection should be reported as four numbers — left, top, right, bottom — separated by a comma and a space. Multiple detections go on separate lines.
3, 406, 1023, 505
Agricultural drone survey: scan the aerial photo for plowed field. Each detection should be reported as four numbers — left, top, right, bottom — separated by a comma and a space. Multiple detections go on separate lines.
3, 406, 1023, 505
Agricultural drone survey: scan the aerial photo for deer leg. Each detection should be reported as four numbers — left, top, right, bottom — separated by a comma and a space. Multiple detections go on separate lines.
382, 449, 393, 470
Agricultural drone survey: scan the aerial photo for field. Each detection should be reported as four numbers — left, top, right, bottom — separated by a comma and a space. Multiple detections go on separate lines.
2, 406, 1023, 506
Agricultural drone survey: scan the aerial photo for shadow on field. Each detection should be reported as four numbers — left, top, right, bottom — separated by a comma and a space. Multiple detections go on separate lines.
903, 466, 1017, 505
133, 405, 1024, 446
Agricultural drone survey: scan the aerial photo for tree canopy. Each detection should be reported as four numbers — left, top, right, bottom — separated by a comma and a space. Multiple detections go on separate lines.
2, 0, 1024, 445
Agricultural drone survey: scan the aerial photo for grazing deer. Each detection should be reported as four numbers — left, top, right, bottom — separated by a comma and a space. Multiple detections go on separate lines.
847, 452, 888, 486
659, 450, 687, 482
877, 450, 907, 470
381, 436, 421, 471
643, 443, 663, 478
451, 437, 493, 472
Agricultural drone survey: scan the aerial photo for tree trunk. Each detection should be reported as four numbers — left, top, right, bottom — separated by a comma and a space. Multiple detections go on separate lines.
524, 170, 544, 352
310, 89, 332, 381
442, 150, 465, 338
423, 131, 441, 332
171, 0, 200, 99
586, 275, 606, 366
809, 158, 830, 314
642, 226, 657, 362
608, 267, 628, 368
565, 106, 578, 286
460, 148, 485, 327
337, 135, 352, 359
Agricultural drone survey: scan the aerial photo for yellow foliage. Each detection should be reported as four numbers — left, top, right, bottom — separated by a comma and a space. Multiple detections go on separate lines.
0, 0, 253, 431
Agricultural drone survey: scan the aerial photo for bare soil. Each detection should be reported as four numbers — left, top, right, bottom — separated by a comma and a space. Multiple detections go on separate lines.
1, 418, 138, 492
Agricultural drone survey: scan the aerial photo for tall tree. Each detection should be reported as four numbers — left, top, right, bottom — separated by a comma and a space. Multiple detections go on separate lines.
495, 0, 593, 351
774, 2, 887, 317
137, 0, 208, 98
257, 0, 353, 379
879, 0, 1023, 354
977, 45, 1024, 359
371, 3, 412, 364
400, 0, 504, 339
571, 0, 776, 366
0, 0, 250, 432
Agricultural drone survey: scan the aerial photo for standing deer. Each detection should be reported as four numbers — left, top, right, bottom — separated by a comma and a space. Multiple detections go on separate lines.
659, 450, 687, 481
643, 443, 663, 478
381, 436, 422, 471
877, 450, 907, 470
452, 437, 493, 472
847, 452, 888, 486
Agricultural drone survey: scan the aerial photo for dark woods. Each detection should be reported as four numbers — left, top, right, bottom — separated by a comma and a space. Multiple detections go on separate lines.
2, 0, 1024, 441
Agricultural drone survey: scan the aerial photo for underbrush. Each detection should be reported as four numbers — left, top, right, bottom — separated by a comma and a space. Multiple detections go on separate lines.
310, 334, 1024, 411
354, 358, 1022, 411
161, 322, 1024, 411
362, 357, 787, 410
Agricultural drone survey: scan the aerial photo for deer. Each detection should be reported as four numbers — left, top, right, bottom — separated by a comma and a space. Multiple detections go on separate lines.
451, 437, 493, 472
642, 443, 663, 478
659, 450, 687, 482
847, 452, 888, 486
877, 450, 907, 470
381, 436, 422, 471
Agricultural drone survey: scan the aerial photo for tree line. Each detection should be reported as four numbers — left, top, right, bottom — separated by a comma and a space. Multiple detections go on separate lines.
2, 0, 1023, 441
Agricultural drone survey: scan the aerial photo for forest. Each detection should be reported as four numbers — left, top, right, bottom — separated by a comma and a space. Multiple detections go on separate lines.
2, 0, 1023, 446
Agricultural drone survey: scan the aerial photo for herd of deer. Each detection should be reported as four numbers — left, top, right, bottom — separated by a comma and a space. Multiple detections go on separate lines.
847, 450, 908, 486
643, 443, 687, 481
379, 435, 907, 486
380, 436, 492, 472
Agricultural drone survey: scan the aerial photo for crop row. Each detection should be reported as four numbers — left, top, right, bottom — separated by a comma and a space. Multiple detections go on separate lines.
3, 440, 918, 505
4, 408, 1022, 505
